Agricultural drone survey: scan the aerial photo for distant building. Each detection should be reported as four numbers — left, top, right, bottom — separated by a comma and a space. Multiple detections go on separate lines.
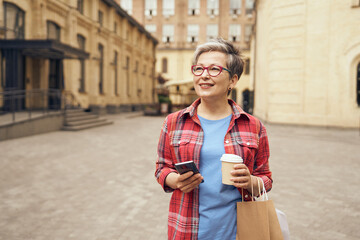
118, 0, 255, 108
253, 0, 360, 128
0, 0, 158, 114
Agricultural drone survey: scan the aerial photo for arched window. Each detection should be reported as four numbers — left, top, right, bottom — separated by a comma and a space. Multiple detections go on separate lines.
47, 21, 60, 41
3, 2, 25, 39
162, 58, 168, 73
357, 62, 360, 107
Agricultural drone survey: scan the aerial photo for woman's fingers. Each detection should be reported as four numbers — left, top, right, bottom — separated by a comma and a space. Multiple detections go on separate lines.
231, 164, 251, 188
177, 173, 203, 193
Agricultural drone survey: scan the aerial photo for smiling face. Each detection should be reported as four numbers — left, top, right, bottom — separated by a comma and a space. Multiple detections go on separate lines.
193, 51, 238, 102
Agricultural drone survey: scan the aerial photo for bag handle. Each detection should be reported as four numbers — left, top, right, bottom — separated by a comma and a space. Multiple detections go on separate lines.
257, 177, 268, 201
241, 176, 255, 202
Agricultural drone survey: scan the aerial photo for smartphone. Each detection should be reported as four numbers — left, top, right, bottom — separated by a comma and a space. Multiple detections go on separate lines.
174, 161, 204, 182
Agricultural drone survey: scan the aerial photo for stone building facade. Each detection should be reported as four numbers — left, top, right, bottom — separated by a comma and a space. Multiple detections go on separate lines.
253, 0, 360, 128
0, 0, 157, 114
119, 0, 255, 108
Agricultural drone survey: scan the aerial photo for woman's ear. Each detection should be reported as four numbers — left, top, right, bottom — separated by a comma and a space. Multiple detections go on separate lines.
229, 74, 239, 89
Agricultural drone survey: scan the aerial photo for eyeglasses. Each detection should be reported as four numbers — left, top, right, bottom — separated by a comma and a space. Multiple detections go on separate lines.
191, 65, 231, 77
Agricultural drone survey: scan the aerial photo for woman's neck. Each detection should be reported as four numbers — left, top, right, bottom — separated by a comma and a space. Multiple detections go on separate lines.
197, 98, 233, 120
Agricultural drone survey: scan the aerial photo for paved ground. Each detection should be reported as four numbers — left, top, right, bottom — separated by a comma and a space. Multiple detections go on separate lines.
0, 112, 359, 240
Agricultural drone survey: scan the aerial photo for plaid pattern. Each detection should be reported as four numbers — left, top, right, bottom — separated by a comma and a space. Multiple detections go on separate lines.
155, 98, 272, 240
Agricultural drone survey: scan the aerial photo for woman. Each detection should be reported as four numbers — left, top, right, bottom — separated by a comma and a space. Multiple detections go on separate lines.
155, 38, 272, 240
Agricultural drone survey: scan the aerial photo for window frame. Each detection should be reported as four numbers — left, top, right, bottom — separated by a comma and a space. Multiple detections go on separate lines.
4, 2, 25, 39
77, 0, 84, 14
77, 34, 86, 93
145, 0, 157, 16
163, 0, 175, 16
187, 24, 199, 43
229, 0, 242, 15
188, 0, 200, 15
162, 58, 168, 73
162, 24, 174, 43
47, 21, 61, 41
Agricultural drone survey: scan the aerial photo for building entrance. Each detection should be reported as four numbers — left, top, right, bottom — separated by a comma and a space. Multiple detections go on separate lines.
48, 59, 63, 109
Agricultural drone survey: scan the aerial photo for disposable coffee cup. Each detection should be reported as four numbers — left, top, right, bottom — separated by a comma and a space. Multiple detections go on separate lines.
220, 154, 243, 185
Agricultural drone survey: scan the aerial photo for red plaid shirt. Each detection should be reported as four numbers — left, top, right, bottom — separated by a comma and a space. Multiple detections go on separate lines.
155, 99, 272, 240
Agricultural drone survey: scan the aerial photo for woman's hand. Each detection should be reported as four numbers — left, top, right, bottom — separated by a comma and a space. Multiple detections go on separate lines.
166, 172, 204, 193
230, 164, 251, 190
231, 164, 262, 196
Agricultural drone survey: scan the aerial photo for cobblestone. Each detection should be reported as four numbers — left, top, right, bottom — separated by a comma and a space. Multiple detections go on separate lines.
0, 113, 359, 240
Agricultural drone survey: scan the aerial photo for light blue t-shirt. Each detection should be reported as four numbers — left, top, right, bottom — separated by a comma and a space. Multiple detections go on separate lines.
198, 114, 242, 240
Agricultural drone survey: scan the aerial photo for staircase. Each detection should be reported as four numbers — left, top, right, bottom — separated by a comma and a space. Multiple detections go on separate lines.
62, 108, 113, 131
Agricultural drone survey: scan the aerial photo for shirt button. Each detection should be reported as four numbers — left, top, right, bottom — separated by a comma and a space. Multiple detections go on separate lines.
225, 140, 229, 144
246, 142, 250, 146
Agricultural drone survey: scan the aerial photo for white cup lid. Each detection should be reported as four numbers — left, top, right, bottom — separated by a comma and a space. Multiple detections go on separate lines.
220, 154, 243, 163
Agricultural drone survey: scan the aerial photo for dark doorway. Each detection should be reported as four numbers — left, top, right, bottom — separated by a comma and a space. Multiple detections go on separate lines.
2, 49, 26, 111
48, 59, 63, 109
357, 62, 360, 107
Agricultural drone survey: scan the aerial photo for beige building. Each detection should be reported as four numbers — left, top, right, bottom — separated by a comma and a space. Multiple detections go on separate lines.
0, 0, 157, 114
119, 0, 255, 109
253, 0, 360, 128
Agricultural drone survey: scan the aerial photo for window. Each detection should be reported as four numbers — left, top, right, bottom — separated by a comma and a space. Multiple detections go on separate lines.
187, 24, 199, 43
114, 51, 118, 95
351, 0, 360, 7
163, 0, 175, 16
357, 62, 360, 106
162, 24, 174, 43
47, 21, 60, 41
245, 58, 250, 75
3, 2, 25, 39
244, 24, 252, 42
162, 58, 168, 73
229, 24, 241, 42
114, 22, 117, 33
77, 0, 84, 14
77, 34, 86, 92
206, 24, 218, 41
121, 0, 132, 15
126, 56, 130, 95
98, 44, 104, 94
145, 24, 156, 34
207, 0, 219, 16
135, 61, 139, 73
230, 0, 241, 15
98, 11, 103, 27
188, 0, 200, 15
145, 0, 157, 16
143, 64, 146, 75
245, 0, 255, 16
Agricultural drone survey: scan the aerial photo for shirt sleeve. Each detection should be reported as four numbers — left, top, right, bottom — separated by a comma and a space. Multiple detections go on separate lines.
252, 122, 273, 192
155, 116, 177, 193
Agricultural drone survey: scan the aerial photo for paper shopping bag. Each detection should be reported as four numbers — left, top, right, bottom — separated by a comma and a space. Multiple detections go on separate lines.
236, 200, 271, 240
236, 178, 284, 240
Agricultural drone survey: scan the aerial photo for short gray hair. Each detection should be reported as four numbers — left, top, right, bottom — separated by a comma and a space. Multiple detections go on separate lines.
192, 38, 244, 80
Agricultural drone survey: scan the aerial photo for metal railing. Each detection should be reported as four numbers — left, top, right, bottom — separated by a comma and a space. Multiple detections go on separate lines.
0, 89, 79, 125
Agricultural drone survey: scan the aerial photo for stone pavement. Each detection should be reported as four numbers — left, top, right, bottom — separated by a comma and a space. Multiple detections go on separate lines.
0, 112, 359, 240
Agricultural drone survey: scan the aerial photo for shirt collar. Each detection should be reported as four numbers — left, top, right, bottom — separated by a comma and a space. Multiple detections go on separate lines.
180, 98, 250, 120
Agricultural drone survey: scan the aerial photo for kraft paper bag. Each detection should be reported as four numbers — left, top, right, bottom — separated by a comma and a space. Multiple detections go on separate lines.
236, 200, 271, 240
236, 179, 284, 240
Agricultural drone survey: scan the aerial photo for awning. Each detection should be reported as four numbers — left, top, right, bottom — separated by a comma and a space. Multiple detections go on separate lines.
0, 39, 89, 59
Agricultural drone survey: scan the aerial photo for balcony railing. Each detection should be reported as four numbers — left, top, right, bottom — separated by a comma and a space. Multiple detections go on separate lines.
0, 89, 79, 125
